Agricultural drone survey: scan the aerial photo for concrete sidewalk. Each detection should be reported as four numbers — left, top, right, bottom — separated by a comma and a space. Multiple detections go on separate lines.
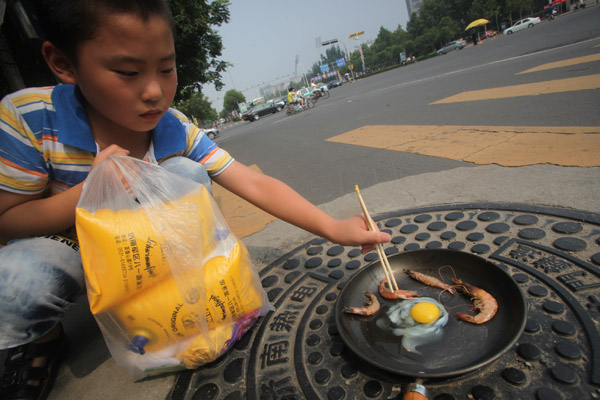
40, 163, 599, 400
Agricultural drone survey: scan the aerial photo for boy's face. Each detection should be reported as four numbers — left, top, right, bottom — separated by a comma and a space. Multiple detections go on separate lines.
69, 13, 177, 134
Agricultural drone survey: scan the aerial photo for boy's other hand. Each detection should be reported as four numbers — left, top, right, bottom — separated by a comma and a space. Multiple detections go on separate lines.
91, 144, 130, 171
89, 145, 131, 190
328, 215, 391, 254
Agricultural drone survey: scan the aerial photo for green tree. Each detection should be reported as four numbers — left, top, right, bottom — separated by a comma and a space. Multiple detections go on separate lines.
325, 45, 345, 64
468, 0, 500, 29
407, 11, 425, 39
447, 0, 475, 25
174, 91, 217, 125
167, 0, 231, 102
222, 89, 246, 115
505, 0, 534, 20
438, 16, 462, 45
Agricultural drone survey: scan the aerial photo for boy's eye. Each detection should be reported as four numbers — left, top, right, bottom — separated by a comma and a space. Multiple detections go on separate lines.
161, 67, 176, 74
114, 70, 138, 77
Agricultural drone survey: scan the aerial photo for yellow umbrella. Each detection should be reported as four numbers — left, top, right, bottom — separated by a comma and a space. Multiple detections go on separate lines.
465, 18, 489, 31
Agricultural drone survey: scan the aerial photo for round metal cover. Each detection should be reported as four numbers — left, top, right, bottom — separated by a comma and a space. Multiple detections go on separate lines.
335, 249, 527, 378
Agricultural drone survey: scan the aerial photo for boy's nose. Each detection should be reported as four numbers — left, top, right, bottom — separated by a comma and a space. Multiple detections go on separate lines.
142, 79, 162, 102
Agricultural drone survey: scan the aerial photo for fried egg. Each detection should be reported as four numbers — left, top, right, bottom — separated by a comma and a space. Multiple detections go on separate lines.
376, 297, 448, 353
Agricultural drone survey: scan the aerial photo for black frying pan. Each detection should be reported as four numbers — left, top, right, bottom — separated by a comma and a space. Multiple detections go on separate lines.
335, 249, 527, 379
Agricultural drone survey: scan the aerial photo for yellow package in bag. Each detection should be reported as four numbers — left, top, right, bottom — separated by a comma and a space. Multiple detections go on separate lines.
75, 156, 272, 378
77, 186, 217, 314
107, 241, 266, 354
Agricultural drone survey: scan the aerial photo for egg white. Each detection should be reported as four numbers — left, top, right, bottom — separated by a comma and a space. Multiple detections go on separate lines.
376, 297, 449, 353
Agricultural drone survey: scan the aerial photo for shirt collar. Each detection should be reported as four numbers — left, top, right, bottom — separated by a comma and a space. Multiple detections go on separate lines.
51, 84, 186, 158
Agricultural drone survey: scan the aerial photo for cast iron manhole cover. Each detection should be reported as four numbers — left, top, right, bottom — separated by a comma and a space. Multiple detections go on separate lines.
169, 203, 600, 400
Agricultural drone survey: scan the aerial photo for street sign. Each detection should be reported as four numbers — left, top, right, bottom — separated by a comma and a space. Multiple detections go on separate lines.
348, 30, 364, 39
336, 58, 346, 67
320, 64, 330, 73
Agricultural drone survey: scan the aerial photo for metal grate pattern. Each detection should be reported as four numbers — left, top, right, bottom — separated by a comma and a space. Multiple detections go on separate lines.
170, 203, 600, 400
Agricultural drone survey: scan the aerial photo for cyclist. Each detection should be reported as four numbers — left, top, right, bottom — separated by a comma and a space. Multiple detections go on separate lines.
288, 87, 305, 108
310, 80, 322, 99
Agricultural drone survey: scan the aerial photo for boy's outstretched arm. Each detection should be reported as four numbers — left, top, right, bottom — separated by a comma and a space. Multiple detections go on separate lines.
212, 161, 391, 252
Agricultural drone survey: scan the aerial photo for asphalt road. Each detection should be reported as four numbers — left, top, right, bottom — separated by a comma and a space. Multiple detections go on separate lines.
215, 7, 600, 206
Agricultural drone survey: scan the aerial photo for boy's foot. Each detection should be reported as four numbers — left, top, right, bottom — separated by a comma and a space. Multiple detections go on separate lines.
0, 325, 65, 400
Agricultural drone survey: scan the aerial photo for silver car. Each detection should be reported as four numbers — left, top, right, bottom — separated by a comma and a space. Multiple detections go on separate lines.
437, 40, 467, 55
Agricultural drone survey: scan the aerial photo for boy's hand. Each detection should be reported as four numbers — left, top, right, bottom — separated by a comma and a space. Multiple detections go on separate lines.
328, 215, 392, 254
91, 144, 130, 171
91, 145, 131, 189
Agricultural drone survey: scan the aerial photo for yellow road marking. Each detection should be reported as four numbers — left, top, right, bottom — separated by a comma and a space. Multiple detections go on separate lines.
327, 125, 600, 167
212, 164, 277, 238
517, 53, 600, 74
430, 74, 600, 104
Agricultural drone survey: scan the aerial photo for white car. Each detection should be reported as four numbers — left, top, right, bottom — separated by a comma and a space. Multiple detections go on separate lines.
203, 127, 219, 140
503, 17, 541, 34
296, 87, 313, 98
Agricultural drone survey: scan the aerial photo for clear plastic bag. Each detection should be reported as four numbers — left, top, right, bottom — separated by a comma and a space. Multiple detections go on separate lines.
75, 156, 272, 379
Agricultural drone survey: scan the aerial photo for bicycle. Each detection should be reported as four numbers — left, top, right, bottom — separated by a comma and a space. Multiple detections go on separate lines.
313, 88, 330, 100
285, 97, 315, 116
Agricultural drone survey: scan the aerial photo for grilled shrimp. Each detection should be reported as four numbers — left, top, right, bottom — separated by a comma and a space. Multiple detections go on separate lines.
404, 269, 456, 294
378, 278, 420, 300
452, 277, 498, 324
342, 291, 380, 315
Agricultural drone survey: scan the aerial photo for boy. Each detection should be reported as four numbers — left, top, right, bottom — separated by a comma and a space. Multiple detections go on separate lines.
0, 1, 390, 399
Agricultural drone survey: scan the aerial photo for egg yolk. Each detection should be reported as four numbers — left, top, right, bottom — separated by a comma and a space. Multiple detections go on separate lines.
410, 301, 440, 324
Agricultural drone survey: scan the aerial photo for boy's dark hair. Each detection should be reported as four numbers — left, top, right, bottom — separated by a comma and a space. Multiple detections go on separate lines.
33, 0, 174, 64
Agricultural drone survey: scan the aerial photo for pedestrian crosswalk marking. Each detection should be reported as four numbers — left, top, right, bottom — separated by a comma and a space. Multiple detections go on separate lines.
517, 53, 600, 74
326, 125, 600, 167
430, 74, 600, 104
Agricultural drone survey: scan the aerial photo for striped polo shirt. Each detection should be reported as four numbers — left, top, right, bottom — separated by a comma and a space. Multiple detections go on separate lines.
0, 85, 233, 196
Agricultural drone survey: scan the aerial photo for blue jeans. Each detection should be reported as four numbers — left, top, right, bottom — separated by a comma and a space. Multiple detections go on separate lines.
0, 157, 212, 349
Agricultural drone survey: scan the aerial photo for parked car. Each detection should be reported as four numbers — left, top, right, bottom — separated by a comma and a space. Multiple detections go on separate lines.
203, 127, 219, 140
268, 97, 285, 111
296, 87, 314, 99
503, 17, 541, 34
242, 101, 279, 121
327, 79, 342, 89
437, 39, 467, 55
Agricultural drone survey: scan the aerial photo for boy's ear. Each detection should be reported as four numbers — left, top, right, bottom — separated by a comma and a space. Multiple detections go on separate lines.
41, 41, 77, 85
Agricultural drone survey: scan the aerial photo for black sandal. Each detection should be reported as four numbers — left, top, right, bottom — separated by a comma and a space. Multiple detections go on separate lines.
0, 327, 66, 400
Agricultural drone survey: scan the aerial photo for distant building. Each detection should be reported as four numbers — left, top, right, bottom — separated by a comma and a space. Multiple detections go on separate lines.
406, 0, 423, 17
259, 81, 288, 98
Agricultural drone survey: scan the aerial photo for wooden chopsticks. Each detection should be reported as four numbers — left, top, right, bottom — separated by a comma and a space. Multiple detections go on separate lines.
354, 185, 399, 291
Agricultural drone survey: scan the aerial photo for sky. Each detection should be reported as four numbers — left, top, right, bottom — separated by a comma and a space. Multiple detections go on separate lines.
201, 0, 410, 111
